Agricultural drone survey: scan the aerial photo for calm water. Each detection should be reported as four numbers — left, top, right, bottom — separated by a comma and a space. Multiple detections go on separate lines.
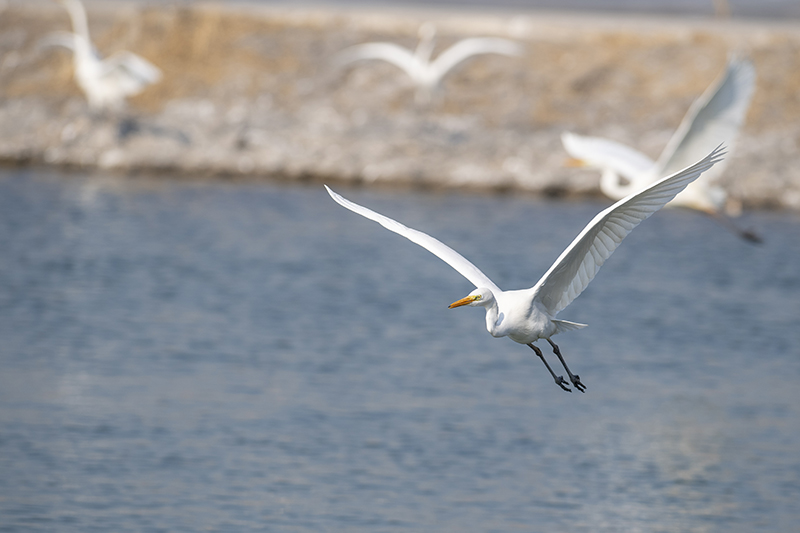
0, 168, 798, 532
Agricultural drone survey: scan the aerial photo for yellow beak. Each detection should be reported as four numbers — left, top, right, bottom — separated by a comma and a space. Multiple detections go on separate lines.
564, 157, 587, 168
448, 295, 479, 309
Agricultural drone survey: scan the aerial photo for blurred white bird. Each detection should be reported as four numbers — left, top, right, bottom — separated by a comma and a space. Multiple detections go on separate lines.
326, 146, 724, 392
561, 58, 759, 243
41, 0, 162, 111
335, 22, 522, 104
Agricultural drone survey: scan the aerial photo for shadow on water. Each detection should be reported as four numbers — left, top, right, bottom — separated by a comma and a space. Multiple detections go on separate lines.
0, 169, 798, 532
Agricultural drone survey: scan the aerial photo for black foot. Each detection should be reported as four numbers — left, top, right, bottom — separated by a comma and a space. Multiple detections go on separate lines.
741, 229, 763, 244
570, 375, 586, 393
554, 375, 572, 392
546, 339, 586, 393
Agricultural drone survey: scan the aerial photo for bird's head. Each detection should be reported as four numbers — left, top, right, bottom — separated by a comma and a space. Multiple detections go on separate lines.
564, 156, 589, 168
417, 22, 437, 42
448, 288, 494, 309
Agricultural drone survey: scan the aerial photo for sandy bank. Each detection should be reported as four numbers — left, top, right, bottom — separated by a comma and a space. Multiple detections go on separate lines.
1, 0, 799, 209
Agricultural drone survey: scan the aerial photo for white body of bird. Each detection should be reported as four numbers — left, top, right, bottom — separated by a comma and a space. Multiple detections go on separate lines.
326, 145, 724, 392
43, 0, 162, 111
562, 58, 755, 223
335, 22, 522, 103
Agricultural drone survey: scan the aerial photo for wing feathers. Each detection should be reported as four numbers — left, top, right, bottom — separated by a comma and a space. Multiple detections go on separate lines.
430, 38, 522, 81
334, 43, 423, 81
325, 186, 501, 293
655, 58, 755, 180
327, 146, 723, 319
533, 145, 725, 317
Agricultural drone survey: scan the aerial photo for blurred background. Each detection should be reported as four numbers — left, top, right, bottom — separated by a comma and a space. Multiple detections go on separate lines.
0, 1, 799, 531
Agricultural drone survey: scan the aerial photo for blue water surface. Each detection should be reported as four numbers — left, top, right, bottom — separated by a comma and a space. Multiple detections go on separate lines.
0, 168, 798, 532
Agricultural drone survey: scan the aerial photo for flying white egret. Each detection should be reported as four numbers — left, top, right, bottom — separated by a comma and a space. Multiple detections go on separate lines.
326, 146, 724, 392
335, 22, 522, 104
42, 0, 162, 111
561, 58, 759, 243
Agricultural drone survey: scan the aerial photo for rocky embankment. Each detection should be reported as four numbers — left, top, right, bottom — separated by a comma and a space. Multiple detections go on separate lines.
1, 0, 800, 208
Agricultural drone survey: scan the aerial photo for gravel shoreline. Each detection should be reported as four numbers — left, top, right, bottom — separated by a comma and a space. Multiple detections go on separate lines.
2, 0, 799, 208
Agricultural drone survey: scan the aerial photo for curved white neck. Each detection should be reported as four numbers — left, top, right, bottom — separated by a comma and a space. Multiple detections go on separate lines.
63, 0, 91, 41
600, 168, 637, 200
415, 28, 436, 64
483, 299, 500, 337
71, 33, 95, 63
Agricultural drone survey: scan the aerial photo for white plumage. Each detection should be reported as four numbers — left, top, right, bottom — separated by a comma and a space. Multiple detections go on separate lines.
562, 58, 758, 242
335, 22, 522, 104
327, 146, 724, 392
42, 0, 162, 111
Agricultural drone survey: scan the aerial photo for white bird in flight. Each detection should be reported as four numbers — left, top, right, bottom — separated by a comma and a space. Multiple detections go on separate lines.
42, 0, 162, 111
326, 146, 724, 392
561, 58, 759, 243
335, 22, 522, 104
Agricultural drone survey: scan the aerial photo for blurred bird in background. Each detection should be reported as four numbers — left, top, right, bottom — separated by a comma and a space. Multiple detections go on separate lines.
335, 22, 522, 104
561, 58, 760, 243
40, 0, 162, 112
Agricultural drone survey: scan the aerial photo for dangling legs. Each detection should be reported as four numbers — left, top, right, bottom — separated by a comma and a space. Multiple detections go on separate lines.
547, 338, 586, 393
528, 344, 571, 392
707, 211, 763, 244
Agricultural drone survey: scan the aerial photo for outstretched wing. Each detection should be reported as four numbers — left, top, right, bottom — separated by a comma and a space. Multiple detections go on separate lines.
325, 186, 501, 293
334, 43, 423, 81
532, 145, 725, 317
38, 31, 80, 51
102, 51, 162, 86
430, 37, 522, 83
654, 58, 755, 182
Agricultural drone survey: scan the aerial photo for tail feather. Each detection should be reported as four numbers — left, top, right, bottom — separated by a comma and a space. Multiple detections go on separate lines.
553, 319, 588, 334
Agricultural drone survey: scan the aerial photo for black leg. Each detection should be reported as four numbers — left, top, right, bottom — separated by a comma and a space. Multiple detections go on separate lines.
547, 339, 586, 393
707, 211, 763, 244
528, 344, 571, 392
